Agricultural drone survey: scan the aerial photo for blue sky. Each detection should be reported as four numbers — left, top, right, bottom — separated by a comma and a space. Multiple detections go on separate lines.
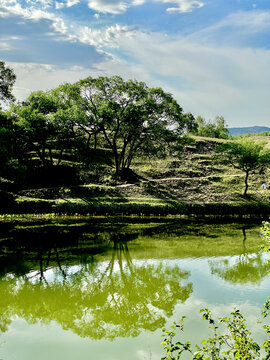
0, 0, 270, 126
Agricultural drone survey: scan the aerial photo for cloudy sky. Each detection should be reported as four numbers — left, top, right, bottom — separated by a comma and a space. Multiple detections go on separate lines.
0, 0, 270, 127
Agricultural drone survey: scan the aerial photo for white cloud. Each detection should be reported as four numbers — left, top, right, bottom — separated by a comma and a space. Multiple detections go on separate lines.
77, 24, 137, 47
132, 0, 145, 5
87, 0, 130, 14
87, 0, 202, 14
66, 0, 80, 7
0, 0, 137, 48
0, 42, 11, 51
160, 0, 204, 13
25, 0, 53, 8
55, 0, 79, 8
197, 10, 270, 36
0, 35, 21, 41
182, 10, 270, 48
55, 2, 65, 9
0, 1, 69, 36
224, 10, 270, 32
1, 0, 204, 18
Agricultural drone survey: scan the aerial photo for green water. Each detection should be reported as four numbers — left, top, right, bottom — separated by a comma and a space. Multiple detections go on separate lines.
0, 218, 269, 359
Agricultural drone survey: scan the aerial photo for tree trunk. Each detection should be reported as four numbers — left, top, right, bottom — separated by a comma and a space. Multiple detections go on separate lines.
49, 147, 53, 166
94, 133, 97, 150
244, 170, 249, 196
57, 148, 64, 166
113, 149, 119, 174
86, 134, 91, 149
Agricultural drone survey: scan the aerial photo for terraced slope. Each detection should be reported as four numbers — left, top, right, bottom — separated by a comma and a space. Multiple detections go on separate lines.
13, 136, 270, 215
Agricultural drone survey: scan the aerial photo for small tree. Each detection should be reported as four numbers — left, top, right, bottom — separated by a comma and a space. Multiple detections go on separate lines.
217, 138, 270, 196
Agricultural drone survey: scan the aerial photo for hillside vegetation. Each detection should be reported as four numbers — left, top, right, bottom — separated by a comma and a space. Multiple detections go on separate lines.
2, 135, 269, 217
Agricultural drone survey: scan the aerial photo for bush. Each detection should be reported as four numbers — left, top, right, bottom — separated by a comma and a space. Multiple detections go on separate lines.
161, 299, 270, 359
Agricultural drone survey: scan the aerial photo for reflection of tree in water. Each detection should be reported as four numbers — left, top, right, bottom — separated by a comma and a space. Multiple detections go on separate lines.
0, 240, 192, 340
209, 227, 270, 285
210, 253, 270, 285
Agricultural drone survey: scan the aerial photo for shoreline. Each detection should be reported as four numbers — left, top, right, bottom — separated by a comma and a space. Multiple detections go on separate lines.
1, 201, 270, 221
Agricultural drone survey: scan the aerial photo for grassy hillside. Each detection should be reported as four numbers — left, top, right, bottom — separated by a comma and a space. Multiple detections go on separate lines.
2, 136, 270, 217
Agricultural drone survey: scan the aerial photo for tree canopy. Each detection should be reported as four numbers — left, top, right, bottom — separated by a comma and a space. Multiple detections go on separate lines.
58, 76, 196, 174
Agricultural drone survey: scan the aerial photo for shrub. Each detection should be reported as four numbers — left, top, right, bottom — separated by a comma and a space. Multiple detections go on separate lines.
161, 299, 270, 359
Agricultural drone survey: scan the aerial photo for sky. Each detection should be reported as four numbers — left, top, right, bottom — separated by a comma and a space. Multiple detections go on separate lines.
0, 0, 270, 127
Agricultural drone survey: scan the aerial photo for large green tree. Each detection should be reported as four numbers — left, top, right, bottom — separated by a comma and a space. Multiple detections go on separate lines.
62, 76, 195, 174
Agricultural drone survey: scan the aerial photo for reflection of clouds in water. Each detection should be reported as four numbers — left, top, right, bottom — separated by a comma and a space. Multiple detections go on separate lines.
175, 297, 262, 321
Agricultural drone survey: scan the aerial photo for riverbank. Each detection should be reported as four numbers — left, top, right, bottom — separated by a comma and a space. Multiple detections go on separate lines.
3, 201, 270, 218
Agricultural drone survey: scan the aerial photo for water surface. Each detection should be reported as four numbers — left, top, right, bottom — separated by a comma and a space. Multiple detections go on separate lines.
0, 218, 269, 359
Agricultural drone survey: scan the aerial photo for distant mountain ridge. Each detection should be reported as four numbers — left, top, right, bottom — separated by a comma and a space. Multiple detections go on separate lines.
228, 126, 270, 136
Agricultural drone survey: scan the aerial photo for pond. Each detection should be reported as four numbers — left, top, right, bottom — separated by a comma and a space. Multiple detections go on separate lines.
0, 217, 269, 360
